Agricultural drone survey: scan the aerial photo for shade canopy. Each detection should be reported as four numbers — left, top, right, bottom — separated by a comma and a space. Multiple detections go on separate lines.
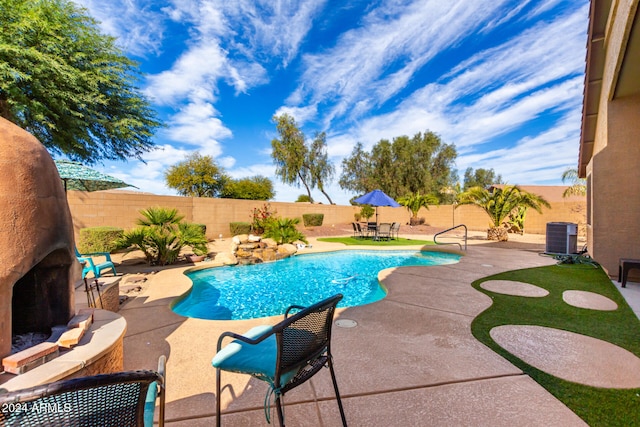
354, 189, 400, 224
54, 160, 136, 192
353, 189, 400, 207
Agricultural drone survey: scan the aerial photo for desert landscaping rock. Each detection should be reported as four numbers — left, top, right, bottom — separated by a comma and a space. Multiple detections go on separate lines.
562, 290, 618, 311
480, 280, 549, 297
491, 325, 640, 388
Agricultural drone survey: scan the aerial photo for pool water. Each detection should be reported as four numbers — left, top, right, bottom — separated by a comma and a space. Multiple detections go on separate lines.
172, 250, 460, 320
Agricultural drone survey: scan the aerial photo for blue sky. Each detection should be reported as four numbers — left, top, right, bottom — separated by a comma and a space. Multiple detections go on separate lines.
74, 0, 589, 205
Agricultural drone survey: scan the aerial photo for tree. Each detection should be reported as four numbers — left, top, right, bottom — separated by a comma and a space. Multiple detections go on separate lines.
397, 192, 439, 225
271, 114, 313, 201
0, 0, 160, 164
271, 114, 335, 204
561, 168, 586, 197
339, 131, 457, 201
463, 168, 503, 190
338, 142, 375, 194
165, 153, 229, 197
308, 132, 335, 204
221, 176, 274, 200
295, 194, 312, 202
457, 185, 550, 241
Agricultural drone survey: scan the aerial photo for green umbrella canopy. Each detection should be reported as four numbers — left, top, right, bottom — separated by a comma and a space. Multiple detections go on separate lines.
54, 160, 137, 192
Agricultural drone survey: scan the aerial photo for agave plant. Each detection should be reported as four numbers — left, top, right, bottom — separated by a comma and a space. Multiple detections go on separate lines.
263, 217, 308, 245
457, 185, 550, 241
116, 207, 208, 265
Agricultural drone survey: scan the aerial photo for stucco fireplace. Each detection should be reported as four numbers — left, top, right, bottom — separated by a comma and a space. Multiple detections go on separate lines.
0, 117, 77, 360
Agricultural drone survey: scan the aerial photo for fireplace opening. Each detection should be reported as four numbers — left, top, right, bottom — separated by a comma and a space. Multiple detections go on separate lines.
10, 248, 74, 355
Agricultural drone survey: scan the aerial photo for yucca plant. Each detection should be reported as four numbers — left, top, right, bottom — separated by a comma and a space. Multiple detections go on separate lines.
457, 185, 550, 241
264, 217, 308, 245
116, 207, 208, 265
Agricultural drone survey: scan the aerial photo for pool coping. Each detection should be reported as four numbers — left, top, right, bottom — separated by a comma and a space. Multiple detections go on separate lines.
115, 237, 598, 426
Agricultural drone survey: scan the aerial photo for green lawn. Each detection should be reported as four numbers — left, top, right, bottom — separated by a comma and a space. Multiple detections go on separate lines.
472, 263, 640, 426
316, 236, 434, 246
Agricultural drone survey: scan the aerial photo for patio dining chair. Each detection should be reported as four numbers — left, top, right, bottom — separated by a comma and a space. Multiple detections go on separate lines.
0, 355, 166, 427
390, 222, 400, 240
75, 247, 117, 279
212, 294, 347, 427
376, 223, 391, 241
351, 222, 363, 239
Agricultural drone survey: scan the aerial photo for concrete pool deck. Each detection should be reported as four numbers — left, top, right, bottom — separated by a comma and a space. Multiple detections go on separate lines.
113, 233, 637, 426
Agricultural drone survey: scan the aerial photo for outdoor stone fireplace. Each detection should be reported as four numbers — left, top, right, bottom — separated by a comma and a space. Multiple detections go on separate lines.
0, 117, 77, 360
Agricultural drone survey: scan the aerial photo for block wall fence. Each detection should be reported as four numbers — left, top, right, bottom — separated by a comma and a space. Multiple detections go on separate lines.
66, 191, 586, 241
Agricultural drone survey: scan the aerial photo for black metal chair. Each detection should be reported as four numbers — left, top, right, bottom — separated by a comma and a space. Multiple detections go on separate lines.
212, 294, 347, 426
351, 222, 363, 239
0, 356, 166, 427
390, 222, 400, 240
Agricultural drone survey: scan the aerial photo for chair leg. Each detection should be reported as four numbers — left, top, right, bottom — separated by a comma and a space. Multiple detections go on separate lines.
275, 394, 285, 427
328, 357, 347, 426
216, 368, 222, 427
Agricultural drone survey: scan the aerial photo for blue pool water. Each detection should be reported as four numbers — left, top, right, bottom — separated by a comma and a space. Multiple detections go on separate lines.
172, 250, 460, 320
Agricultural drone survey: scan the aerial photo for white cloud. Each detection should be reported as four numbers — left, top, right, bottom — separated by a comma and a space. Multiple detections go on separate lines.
73, 0, 165, 56
285, 0, 515, 126
273, 105, 318, 125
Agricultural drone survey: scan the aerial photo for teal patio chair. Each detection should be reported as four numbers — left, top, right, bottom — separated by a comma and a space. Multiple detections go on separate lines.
212, 294, 347, 426
75, 248, 117, 279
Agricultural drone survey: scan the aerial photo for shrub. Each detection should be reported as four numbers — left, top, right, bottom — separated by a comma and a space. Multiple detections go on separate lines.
302, 213, 324, 227
251, 203, 277, 234
78, 227, 123, 253
295, 194, 312, 203
360, 205, 375, 221
230, 222, 251, 235
264, 217, 308, 245
115, 207, 207, 265
193, 223, 207, 236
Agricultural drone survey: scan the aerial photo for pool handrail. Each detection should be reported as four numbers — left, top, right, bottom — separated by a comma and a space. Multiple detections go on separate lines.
434, 224, 467, 251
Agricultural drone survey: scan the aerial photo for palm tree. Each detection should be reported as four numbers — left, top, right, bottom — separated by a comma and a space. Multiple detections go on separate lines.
457, 185, 550, 241
561, 168, 586, 197
117, 207, 208, 265
397, 192, 439, 225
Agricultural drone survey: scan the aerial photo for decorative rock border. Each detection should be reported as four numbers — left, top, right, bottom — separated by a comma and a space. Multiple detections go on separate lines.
224, 234, 298, 265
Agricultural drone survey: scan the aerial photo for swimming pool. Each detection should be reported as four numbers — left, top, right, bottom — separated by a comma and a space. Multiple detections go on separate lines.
172, 250, 460, 320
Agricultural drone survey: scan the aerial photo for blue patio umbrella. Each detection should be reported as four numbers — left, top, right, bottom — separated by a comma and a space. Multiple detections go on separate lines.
353, 189, 400, 224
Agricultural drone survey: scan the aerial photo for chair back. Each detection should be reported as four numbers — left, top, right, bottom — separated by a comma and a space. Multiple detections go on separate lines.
0, 370, 161, 427
272, 294, 342, 388
378, 223, 391, 233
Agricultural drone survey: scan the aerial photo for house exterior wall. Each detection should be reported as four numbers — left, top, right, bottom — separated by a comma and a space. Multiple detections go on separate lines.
583, 0, 640, 276
590, 94, 640, 274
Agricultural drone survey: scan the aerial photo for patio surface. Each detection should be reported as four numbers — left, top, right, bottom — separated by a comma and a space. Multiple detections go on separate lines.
113, 231, 639, 426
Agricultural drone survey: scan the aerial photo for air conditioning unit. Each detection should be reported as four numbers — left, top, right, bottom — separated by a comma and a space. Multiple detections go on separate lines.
545, 222, 578, 254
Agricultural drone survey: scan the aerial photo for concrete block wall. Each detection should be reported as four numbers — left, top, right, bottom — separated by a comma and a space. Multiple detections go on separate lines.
66, 191, 586, 242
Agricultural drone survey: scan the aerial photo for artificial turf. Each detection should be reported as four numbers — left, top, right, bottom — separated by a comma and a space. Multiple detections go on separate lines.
316, 236, 434, 246
471, 262, 640, 426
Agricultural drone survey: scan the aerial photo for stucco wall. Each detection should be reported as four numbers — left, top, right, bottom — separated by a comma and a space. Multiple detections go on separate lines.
584, 0, 640, 277
590, 94, 640, 275
67, 191, 585, 241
